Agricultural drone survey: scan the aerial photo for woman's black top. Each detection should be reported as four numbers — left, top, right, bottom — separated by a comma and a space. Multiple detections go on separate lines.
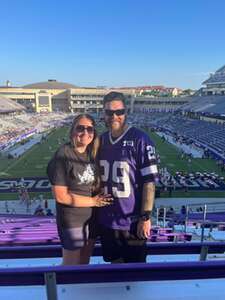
47, 143, 96, 228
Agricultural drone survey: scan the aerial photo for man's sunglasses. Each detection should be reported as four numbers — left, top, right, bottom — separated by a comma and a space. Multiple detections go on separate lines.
75, 125, 94, 134
105, 109, 126, 117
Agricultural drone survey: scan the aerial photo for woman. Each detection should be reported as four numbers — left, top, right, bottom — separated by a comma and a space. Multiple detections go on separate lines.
47, 114, 112, 265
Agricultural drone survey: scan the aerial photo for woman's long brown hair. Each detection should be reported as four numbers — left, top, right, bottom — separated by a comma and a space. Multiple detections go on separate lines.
69, 113, 99, 160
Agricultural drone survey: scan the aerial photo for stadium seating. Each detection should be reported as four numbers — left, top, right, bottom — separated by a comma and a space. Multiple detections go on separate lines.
137, 112, 225, 155
0, 214, 193, 246
0, 112, 71, 151
181, 95, 225, 114
0, 96, 25, 113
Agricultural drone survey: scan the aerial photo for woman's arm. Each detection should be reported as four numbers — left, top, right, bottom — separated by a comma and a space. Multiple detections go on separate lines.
52, 185, 112, 207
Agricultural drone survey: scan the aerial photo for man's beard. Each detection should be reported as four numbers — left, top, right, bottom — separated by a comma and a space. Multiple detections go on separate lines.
104, 115, 127, 130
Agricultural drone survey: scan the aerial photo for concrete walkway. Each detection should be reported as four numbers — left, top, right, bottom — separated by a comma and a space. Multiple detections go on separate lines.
8, 134, 43, 158
0, 198, 56, 215
156, 197, 225, 212
1, 197, 225, 215
157, 132, 203, 158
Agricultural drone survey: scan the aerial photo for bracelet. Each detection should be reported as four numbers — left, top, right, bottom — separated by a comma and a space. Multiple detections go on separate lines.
139, 211, 152, 221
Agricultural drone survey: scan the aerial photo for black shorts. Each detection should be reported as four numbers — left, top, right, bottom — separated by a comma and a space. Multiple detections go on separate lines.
57, 219, 98, 251
56, 206, 99, 250
99, 222, 147, 263
57, 225, 89, 250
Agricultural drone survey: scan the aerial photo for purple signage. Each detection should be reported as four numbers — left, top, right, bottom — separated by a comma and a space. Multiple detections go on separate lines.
0, 177, 51, 193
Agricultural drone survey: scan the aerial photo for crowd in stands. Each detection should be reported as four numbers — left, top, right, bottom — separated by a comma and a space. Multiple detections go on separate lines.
0, 127, 33, 148
157, 167, 225, 194
0, 112, 71, 152
180, 95, 225, 115
131, 112, 225, 160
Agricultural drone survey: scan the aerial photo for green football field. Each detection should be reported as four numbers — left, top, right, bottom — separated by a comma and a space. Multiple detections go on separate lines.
0, 127, 69, 178
148, 131, 225, 198
0, 125, 225, 200
148, 131, 224, 177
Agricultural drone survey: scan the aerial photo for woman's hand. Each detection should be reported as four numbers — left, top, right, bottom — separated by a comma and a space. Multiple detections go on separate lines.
94, 193, 114, 207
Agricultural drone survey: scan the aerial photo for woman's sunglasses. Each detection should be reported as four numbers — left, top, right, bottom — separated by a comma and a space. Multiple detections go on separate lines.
75, 125, 94, 134
105, 109, 125, 117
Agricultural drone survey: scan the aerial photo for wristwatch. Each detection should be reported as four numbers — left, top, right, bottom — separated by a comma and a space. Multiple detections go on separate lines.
139, 211, 152, 221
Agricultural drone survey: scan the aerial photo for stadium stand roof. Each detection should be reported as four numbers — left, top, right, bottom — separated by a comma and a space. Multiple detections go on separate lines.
181, 95, 225, 114
23, 79, 77, 89
0, 95, 25, 113
203, 65, 225, 85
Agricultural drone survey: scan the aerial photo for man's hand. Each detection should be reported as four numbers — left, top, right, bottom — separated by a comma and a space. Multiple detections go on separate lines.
137, 219, 152, 239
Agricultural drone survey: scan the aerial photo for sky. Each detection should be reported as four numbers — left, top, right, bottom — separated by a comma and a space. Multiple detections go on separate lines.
0, 0, 225, 89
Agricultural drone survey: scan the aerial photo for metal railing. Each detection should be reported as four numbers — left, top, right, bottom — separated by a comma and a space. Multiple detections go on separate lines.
1, 260, 225, 299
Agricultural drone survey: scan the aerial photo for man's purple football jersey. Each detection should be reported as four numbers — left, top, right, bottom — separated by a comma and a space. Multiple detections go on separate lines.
98, 126, 158, 230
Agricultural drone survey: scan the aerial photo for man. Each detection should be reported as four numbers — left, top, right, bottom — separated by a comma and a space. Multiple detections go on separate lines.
97, 91, 158, 263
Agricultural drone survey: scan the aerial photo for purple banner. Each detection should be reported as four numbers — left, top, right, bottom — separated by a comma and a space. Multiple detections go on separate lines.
0, 176, 225, 193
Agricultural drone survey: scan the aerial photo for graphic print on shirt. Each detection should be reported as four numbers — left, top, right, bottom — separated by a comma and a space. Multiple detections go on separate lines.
77, 164, 94, 185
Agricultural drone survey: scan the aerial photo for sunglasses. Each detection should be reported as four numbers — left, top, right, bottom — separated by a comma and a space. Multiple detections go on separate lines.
105, 109, 126, 116
75, 125, 94, 134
